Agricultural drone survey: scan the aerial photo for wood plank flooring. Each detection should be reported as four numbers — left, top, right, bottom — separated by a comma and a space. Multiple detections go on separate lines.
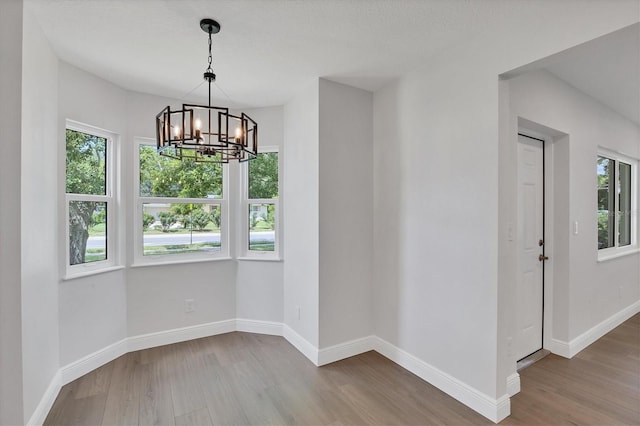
503, 312, 640, 426
45, 313, 639, 425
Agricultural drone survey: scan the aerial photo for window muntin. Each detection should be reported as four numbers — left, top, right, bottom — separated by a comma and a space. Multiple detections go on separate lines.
65, 124, 117, 275
597, 153, 635, 254
135, 140, 227, 263
244, 150, 279, 257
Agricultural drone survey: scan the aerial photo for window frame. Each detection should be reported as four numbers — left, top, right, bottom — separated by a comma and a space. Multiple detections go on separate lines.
241, 146, 281, 260
597, 149, 637, 260
64, 120, 119, 278
133, 137, 229, 266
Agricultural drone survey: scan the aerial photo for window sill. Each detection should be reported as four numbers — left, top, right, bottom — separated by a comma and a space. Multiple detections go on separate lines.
237, 256, 282, 262
130, 256, 233, 268
597, 248, 640, 262
63, 265, 125, 281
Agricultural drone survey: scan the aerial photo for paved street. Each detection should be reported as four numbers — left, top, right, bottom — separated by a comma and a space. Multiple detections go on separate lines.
86, 231, 274, 248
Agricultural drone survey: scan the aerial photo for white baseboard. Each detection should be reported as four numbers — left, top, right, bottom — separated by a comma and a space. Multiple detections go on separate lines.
60, 338, 128, 384
282, 324, 319, 365
372, 336, 509, 423
548, 338, 571, 358
317, 335, 374, 366
235, 318, 283, 336
127, 319, 236, 352
36, 318, 547, 425
568, 300, 640, 358
506, 372, 520, 397
26, 370, 62, 426
549, 300, 640, 359
495, 395, 511, 423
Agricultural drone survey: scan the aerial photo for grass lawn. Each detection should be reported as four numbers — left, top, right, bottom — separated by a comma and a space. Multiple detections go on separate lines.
143, 241, 221, 256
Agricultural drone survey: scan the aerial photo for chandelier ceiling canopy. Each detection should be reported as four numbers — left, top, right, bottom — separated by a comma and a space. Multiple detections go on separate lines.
156, 18, 258, 163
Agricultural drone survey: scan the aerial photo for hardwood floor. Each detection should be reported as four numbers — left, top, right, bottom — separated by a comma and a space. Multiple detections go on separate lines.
45, 314, 639, 425
504, 313, 640, 426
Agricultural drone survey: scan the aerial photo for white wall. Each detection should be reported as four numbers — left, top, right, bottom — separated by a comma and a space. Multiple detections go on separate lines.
373, 62, 501, 401
236, 106, 284, 323
56, 73, 288, 347
58, 62, 129, 365
124, 94, 285, 335
0, 0, 25, 423
20, 8, 60, 420
318, 79, 373, 348
124, 91, 236, 336
507, 70, 640, 340
372, 1, 638, 419
127, 262, 237, 335
283, 81, 320, 346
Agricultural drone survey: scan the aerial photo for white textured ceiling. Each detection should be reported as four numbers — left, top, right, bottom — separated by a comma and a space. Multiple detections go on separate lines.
26, 0, 521, 107
25, 0, 639, 123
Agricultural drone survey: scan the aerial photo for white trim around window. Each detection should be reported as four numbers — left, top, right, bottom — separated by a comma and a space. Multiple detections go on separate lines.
64, 120, 121, 279
597, 148, 638, 261
132, 137, 229, 266
240, 146, 281, 260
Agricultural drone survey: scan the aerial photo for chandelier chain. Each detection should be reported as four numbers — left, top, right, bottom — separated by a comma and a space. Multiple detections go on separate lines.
207, 31, 213, 73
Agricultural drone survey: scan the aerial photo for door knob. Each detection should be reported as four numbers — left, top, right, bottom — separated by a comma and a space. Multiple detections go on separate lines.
538, 254, 549, 261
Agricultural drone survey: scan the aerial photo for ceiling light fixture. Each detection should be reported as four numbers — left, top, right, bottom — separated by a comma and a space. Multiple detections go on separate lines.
156, 18, 257, 163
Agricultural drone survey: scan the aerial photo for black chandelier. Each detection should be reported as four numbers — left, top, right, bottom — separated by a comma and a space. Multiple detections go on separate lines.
156, 19, 257, 163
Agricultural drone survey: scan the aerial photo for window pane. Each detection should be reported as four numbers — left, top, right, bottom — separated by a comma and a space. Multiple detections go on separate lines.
618, 162, 631, 246
66, 129, 106, 195
249, 203, 275, 251
142, 203, 221, 256
139, 145, 223, 199
69, 201, 107, 265
597, 156, 615, 249
249, 152, 278, 199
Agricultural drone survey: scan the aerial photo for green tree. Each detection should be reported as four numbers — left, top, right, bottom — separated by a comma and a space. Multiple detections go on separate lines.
158, 211, 177, 232
249, 152, 278, 199
139, 146, 222, 198
170, 203, 195, 217
66, 129, 106, 265
142, 212, 156, 230
92, 208, 106, 226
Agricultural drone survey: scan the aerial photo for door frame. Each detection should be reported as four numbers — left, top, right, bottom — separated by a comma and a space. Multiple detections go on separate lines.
517, 126, 555, 355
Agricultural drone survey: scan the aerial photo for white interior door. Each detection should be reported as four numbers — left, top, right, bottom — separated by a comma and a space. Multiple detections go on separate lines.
516, 134, 544, 361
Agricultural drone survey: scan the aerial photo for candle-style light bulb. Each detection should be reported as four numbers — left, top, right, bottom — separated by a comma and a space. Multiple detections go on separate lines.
195, 119, 202, 142
174, 125, 181, 139
235, 127, 242, 143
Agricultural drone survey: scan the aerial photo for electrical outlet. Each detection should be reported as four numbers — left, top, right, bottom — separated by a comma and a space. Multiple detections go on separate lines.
185, 299, 195, 313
